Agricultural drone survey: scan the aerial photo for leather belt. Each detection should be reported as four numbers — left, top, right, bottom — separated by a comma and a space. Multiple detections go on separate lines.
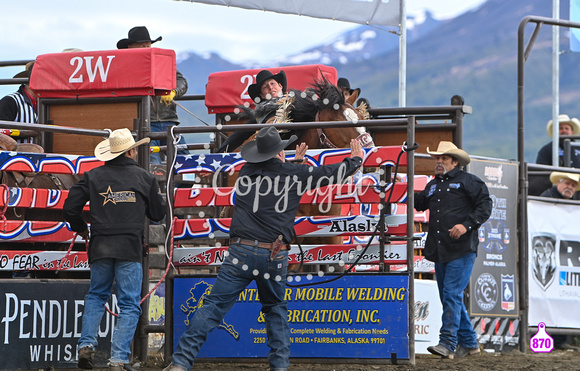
232, 237, 288, 251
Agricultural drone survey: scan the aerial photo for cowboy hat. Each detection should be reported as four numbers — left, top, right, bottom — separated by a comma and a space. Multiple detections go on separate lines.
549, 171, 580, 185
337, 77, 361, 96
13, 61, 34, 79
94, 128, 150, 161
546, 114, 580, 137
248, 70, 287, 102
117, 26, 162, 49
426, 141, 471, 166
241, 126, 297, 163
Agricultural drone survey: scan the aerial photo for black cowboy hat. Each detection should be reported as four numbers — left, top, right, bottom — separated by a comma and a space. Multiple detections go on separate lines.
241, 126, 297, 163
117, 26, 162, 49
248, 70, 287, 102
337, 77, 361, 96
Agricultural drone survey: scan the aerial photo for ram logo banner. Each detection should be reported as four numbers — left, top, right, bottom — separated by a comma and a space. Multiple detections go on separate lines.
531, 234, 557, 291
173, 274, 409, 360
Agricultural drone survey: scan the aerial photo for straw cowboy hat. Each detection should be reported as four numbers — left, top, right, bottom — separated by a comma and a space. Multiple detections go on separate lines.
337, 77, 361, 97
117, 26, 162, 49
94, 128, 150, 161
241, 126, 297, 163
248, 70, 287, 102
549, 171, 580, 185
546, 114, 580, 138
426, 141, 471, 166
13, 61, 35, 79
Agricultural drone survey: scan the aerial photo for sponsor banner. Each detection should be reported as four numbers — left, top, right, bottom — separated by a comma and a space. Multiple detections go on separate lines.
469, 159, 519, 317
528, 200, 580, 329
173, 243, 408, 267
0, 151, 101, 175
173, 274, 410, 359
474, 316, 520, 353
148, 283, 165, 326
31, 48, 175, 98
413, 280, 443, 353
173, 214, 407, 240
0, 280, 117, 369
390, 255, 435, 274
177, 146, 406, 174
0, 250, 88, 271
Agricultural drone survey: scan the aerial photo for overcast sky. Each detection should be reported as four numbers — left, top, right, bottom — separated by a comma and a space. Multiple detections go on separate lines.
3, 0, 486, 62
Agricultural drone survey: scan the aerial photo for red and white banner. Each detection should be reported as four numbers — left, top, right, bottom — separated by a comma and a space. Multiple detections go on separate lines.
205, 64, 337, 114
0, 250, 88, 271
31, 48, 176, 98
528, 199, 580, 329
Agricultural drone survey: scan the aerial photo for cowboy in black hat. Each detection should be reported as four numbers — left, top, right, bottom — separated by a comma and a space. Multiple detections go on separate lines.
117, 26, 189, 164
248, 70, 287, 103
165, 126, 364, 371
216, 70, 288, 153
337, 77, 361, 101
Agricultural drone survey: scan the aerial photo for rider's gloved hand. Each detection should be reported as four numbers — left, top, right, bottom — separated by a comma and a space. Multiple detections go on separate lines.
160, 90, 176, 106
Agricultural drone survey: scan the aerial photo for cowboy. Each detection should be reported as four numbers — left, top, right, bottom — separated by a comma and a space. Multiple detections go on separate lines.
536, 114, 580, 168
216, 69, 287, 153
337, 77, 361, 101
164, 126, 364, 371
117, 26, 189, 164
415, 141, 492, 359
541, 172, 579, 199
64, 128, 166, 370
0, 61, 37, 143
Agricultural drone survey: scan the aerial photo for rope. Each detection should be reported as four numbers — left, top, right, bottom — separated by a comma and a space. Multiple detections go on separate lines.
56, 232, 89, 272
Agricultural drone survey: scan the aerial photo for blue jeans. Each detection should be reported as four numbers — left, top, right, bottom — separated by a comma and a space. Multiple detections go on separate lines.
171, 243, 290, 371
78, 259, 143, 364
434, 252, 478, 352
150, 121, 189, 165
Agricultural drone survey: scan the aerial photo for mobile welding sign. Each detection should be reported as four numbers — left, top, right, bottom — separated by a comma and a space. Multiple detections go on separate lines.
0, 280, 117, 370
173, 274, 409, 360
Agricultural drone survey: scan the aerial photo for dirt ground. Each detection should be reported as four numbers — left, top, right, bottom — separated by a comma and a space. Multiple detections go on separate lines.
133, 349, 580, 371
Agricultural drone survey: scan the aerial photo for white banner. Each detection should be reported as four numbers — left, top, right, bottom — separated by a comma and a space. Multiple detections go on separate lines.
180, 0, 401, 27
414, 279, 442, 354
528, 199, 580, 328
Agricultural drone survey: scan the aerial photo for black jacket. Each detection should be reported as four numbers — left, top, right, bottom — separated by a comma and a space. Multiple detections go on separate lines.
415, 166, 492, 264
230, 156, 362, 245
63, 156, 166, 263
536, 141, 580, 168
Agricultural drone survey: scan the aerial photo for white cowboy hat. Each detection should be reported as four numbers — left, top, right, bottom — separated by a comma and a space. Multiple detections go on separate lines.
426, 141, 471, 166
94, 128, 150, 161
549, 171, 580, 185
546, 114, 580, 138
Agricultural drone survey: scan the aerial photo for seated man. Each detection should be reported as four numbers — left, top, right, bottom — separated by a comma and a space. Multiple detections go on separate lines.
217, 70, 287, 153
536, 114, 580, 167
540, 171, 579, 199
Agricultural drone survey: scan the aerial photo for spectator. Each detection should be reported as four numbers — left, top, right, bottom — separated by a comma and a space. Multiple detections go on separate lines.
164, 126, 364, 371
415, 141, 492, 359
540, 171, 579, 199
0, 61, 36, 143
117, 26, 189, 164
64, 128, 166, 370
536, 114, 580, 167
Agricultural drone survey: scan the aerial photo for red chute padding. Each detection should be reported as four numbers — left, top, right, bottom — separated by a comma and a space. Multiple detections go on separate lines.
205, 64, 337, 114
30, 48, 176, 98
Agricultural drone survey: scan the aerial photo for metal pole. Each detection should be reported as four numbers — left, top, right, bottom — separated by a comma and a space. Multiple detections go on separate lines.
407, 115, 415, 365
552, 0, 560, 166
399, 0, 407, 107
